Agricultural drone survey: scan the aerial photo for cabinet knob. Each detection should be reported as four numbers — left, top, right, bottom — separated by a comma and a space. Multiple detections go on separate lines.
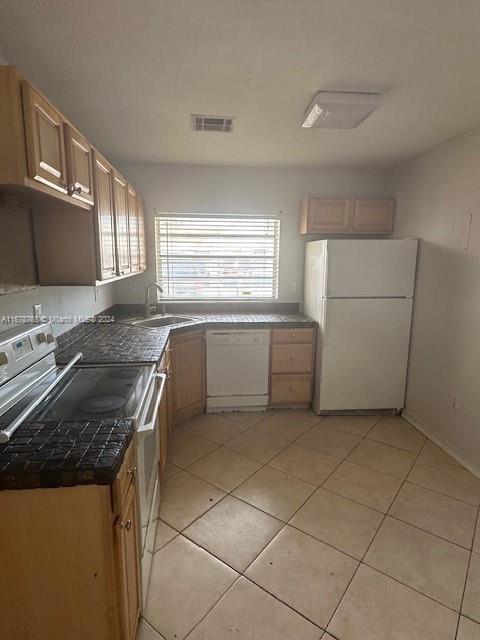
289, 385, 295, 391
291, 333, 296, 338
119, 519, 132, 531
70, 185, 82, 195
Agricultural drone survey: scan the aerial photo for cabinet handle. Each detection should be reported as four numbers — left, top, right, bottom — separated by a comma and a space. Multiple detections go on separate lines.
119, 519, 132, 531
289, 356, 295, 361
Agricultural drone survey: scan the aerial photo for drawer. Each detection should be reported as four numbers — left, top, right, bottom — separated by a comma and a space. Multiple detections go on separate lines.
272, 328, 314, 344
271, 374, 312, 404
271, 344, 313, 373
112, 441, 136, 515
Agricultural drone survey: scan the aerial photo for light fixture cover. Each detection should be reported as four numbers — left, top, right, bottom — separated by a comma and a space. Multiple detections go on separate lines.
302, 91, 381, 129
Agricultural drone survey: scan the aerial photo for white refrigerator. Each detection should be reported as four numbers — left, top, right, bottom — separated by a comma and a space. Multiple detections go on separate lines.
304, 238, 418, 413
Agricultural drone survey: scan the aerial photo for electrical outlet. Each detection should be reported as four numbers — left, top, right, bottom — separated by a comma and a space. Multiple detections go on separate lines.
33, 304, 42, 320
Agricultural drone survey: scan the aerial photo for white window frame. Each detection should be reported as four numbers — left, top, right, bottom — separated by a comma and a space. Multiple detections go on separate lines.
154, 213, 280, 301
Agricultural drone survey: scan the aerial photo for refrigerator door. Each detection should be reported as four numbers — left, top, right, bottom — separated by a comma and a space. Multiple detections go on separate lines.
325, 238, 418, 298
315, 297, 413, 412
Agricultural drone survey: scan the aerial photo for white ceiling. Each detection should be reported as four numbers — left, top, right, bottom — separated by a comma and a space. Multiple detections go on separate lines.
1, 0, 480, 168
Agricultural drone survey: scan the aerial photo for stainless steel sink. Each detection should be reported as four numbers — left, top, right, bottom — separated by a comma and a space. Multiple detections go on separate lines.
130, 315, 196, 328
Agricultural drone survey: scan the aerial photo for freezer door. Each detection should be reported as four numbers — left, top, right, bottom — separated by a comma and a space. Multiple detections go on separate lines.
315, 298, 413, 412
325, 239, 418, 298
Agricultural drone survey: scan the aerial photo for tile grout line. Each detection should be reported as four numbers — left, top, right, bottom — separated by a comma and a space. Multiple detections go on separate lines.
321, 425, 428, 634
159, 412, 478, 638
454, 506, 480, 639
162, 432, 477, 621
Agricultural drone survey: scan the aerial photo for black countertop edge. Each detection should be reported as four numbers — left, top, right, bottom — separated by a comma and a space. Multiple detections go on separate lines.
0, 418, 135, 491
56, 314, 317, 366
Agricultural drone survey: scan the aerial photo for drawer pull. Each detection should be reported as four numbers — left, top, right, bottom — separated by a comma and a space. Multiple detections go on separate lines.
289, 385, 295, 391
119, 519, 132, 531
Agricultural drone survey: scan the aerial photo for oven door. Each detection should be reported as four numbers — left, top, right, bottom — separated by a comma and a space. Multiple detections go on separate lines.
135, 371, 166, 605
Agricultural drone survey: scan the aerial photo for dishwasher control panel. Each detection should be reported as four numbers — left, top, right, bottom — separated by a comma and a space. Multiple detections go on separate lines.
206, 330, 270, 345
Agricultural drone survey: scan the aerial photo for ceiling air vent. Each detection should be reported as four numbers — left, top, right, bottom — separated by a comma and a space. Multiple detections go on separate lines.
191, 114, 235, 132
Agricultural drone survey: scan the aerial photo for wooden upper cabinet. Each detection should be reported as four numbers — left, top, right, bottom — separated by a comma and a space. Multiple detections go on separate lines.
300, 197, 352, 234
353, 199, 394, 234
92, 150, 117, 280
113, 171, 131, 276
127, 184, 140, 272
22, 81, 68, 194
299, 196, 394, 235
137, 195, 147, 271
64, 124, 94, 204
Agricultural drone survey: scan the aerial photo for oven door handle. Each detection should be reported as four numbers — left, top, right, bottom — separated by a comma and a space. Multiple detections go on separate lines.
137, 372, 166, 435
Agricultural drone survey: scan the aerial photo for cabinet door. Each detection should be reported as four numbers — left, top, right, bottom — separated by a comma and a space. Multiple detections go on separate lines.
64, 124, 94, 204
300, 198, 352, 234
22, 82, 68, 194
353, 199, 394, 234
170, 331, 205, 423
113, 172, 131, 276
115, 483, 141, 640
92, 151, 117, 280
137, 196, 147, 271
127, 185, 140, 272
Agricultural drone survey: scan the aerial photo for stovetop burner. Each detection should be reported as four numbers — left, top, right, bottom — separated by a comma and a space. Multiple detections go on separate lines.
77, 395, 126, 414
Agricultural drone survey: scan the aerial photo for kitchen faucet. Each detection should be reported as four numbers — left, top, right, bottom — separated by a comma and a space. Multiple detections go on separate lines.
144, 282, 166, 317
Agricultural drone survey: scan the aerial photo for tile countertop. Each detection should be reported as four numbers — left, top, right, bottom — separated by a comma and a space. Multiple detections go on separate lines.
56, 312, 316, 365
0, 312, 315, 491
0, 419, 134, 490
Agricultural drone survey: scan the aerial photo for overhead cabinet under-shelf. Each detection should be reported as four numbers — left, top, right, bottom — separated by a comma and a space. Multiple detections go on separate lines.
0, 65, 147, 285
299, 197, 395, 235
32, 164, 147, 286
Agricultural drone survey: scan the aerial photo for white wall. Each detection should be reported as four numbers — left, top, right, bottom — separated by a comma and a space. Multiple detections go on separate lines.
115, 164, 390, 304
389, 127, 480, 474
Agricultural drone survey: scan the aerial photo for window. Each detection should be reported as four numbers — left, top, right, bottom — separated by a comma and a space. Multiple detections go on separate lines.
155, 213, 280, 300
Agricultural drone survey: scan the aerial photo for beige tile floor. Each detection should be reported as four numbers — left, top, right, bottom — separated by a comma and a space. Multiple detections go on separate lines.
137, 410, 480, 640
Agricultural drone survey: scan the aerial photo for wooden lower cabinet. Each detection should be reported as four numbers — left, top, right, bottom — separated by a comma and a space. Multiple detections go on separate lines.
271, 374, 312, 405
0, 443, 141, 640
169, 330, 205, 424
115, 482, 141, 640
269, 327, 315, 408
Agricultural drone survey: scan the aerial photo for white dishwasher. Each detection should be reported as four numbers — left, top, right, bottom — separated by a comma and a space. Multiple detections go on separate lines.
206, 330, 270, 411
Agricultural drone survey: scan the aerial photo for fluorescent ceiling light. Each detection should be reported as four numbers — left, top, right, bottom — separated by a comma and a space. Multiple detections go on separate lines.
302, 91, 381, 129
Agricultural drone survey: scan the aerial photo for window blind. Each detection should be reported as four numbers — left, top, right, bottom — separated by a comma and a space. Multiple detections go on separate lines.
155, 214, 280, 300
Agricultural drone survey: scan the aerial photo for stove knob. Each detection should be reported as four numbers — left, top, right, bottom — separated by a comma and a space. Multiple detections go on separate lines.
37, 332, 48, 344
46, 334, 55, 343
0, 352, 8, 365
